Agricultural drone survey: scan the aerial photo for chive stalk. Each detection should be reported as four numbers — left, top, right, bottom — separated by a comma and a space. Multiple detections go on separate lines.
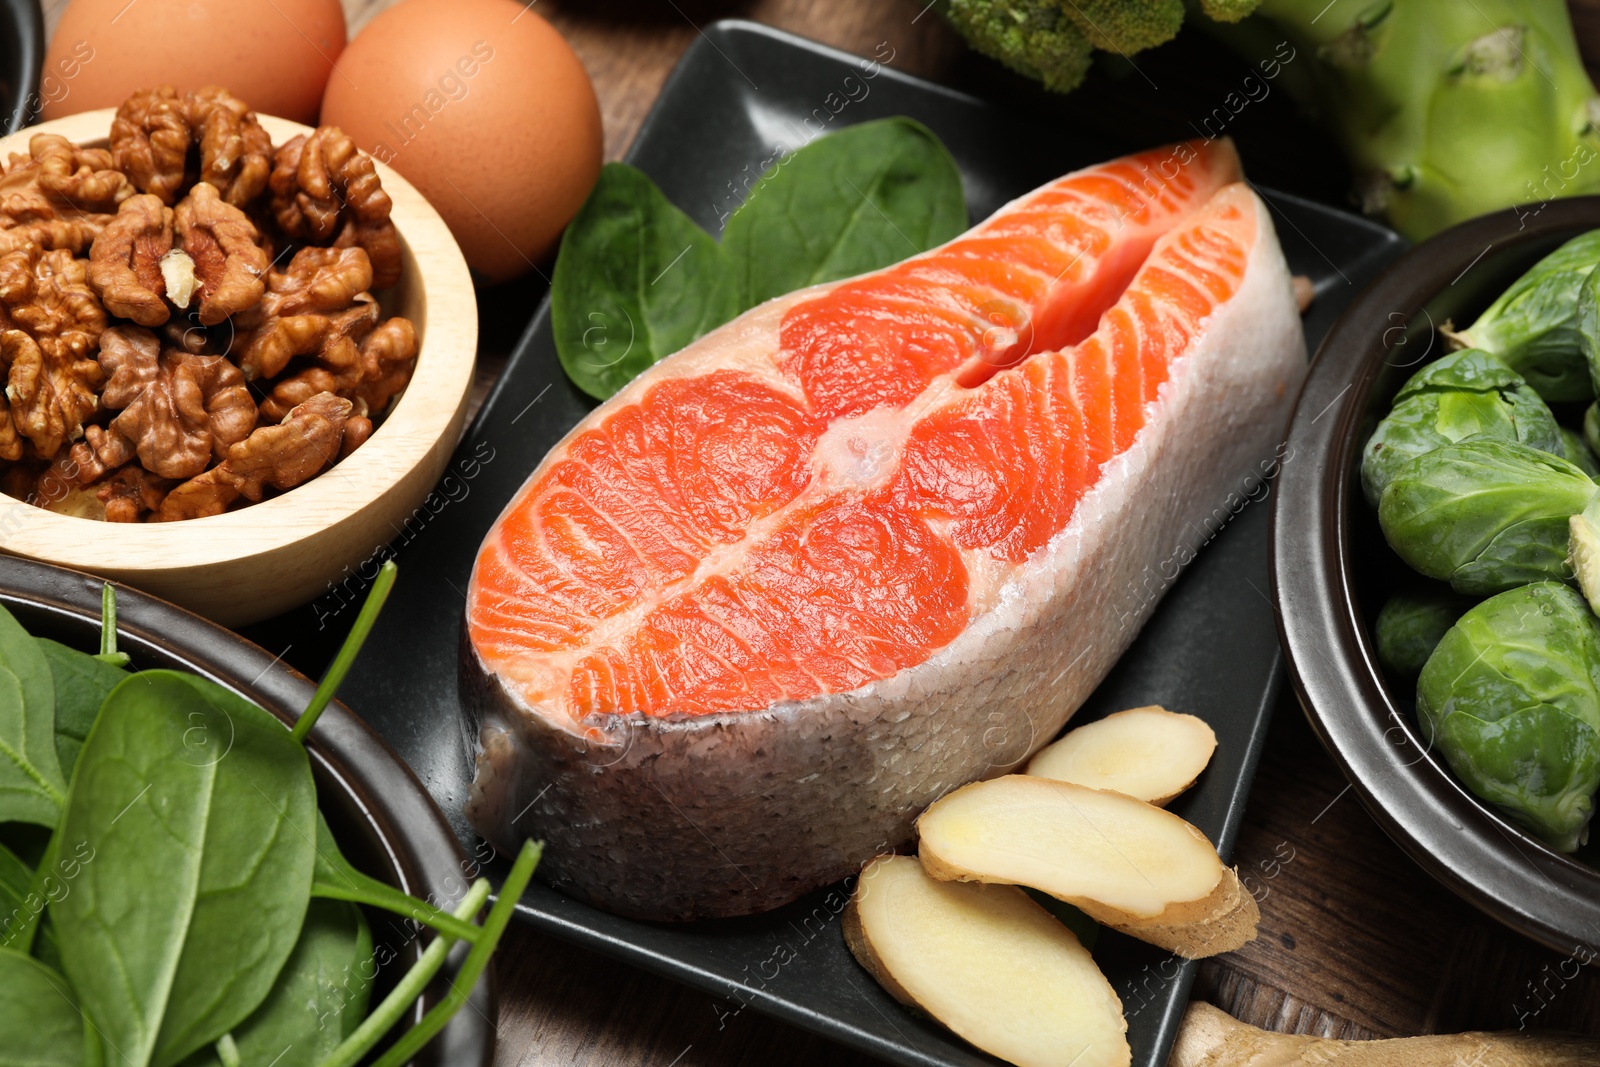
315, 877, 491, 1067
94, 584, 128, 667
315, 865, 484, 944
366, 841, 542, 1067
293, 560, 397, 743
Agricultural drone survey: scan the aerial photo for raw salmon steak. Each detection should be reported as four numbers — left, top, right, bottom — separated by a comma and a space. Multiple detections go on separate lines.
463, 139, 1306, 920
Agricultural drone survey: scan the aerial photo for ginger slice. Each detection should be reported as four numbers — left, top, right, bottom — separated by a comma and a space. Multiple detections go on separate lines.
844, 855, 1130, 1067
916, 775, 1257, 959
1027, 706, 1217, 806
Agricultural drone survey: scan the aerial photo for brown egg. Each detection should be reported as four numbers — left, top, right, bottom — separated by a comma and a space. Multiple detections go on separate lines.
322, 0, 602, 282
41, 0, 345, 125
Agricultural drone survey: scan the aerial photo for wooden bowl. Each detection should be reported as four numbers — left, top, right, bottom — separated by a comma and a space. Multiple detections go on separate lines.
0, 554, 496, 1065
0, 109, 477, 626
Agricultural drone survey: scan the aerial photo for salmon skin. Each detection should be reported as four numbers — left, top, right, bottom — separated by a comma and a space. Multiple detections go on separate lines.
463, 139, 1306, 920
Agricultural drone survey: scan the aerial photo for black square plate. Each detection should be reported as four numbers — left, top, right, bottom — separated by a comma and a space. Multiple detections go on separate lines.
325, 20, 1405, 1067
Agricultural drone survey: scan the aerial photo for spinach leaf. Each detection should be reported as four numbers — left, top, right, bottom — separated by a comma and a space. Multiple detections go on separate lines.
38, 639, 126, 779
51, 671, 317, 1067
552, 162, 739, 400
0, 947, 101, 1067
181, 900, 372, 1067
0, 836, 73, 964
310, 811, 480, 943
3, 832, 56, 956
0, 838, 34, 948
0, 605, 65, 827
33, 914, 63, 972
721, 117, 967, 309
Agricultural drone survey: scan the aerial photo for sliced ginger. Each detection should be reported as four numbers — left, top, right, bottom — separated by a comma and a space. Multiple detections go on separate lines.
845, 855, 1130, 1067
1027, 705, 1217, 805
917, 775, 1257, 958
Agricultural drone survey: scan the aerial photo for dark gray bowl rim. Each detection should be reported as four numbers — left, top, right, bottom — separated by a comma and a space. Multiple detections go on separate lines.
0, 554, 497, 1064
1273, 195, 1600, 957
2, 0, 43, 134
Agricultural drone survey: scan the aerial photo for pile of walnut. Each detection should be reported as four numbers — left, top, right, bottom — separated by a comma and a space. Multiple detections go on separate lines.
0, 85, 417, 522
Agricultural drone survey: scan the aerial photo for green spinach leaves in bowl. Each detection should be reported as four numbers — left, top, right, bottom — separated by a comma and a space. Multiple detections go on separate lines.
0, 566, 537, 1067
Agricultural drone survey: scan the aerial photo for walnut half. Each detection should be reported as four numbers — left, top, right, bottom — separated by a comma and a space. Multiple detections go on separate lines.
0, 246, 107, 457
88, 183, 267, 327
110, 85, 273, 209
87, 194, 171, 326
0, 133, 130, 258
95, 324, 257, 481
232, 246, 373, 380
158, 391, 356, 520
270, 127, 402, 289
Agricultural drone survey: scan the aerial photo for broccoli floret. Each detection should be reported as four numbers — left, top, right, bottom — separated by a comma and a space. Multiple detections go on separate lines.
947, 0, 1190, 69
1197, 0, 1265, 22
942, 0, 1242, 89
945, 0, 1095, 92
1056, 0, 1186, 54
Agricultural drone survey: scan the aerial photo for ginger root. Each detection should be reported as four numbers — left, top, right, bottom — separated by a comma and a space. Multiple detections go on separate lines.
1173, 1002, 1600, 1067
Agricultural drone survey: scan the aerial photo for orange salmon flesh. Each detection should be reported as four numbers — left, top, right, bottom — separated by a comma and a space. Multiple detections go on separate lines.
468, 139, 1257, 723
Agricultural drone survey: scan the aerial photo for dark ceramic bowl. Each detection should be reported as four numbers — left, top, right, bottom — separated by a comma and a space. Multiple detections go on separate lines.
0, 0, 42, 133
1274, 196, 1600, 956
0, 556, 496, 1065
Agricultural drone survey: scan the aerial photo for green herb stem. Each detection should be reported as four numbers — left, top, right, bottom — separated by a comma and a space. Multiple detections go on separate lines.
313, 867, 483, 944
215, 1032, 241, 1067
293, 561, 397, 744
99, 584, 114, 658
365, 841, 541, 1067
315, 877, 490, 1067
93, 584, 128, 667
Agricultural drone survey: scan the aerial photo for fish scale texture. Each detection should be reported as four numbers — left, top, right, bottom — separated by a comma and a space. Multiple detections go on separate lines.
463, 140, 1306, 919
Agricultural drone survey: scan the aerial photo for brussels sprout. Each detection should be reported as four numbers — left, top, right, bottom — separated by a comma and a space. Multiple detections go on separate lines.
1449, 230, 1600, 402
1561, 427, 1600, 478
1586, 402, 1600, 458
1374, 588, 1475, 681
1417, 582, 1600, 851
1580, 249, 1600, 396
1360, 349, 1562, 507
1378, 437, 1597, 595
1571, 495, 1600, 618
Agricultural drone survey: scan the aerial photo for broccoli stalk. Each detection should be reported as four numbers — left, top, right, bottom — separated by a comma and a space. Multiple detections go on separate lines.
941, 0, 1600, 240
1250, 0, 1600, 238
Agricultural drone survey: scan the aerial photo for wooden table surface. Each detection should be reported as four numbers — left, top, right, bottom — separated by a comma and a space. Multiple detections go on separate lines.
41, 0, 1600, 1063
